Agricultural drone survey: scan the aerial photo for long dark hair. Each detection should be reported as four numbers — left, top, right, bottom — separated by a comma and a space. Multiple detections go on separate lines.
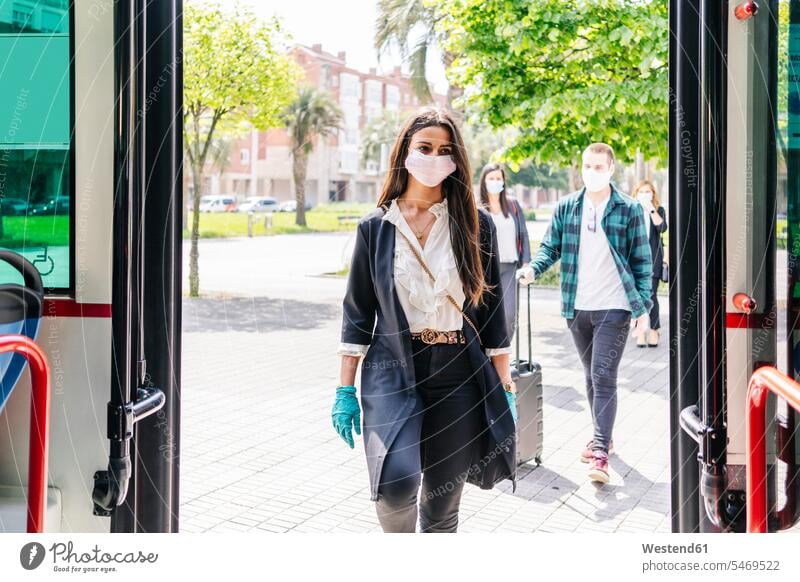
376, 107, 488, 308
478, 163, 511, 217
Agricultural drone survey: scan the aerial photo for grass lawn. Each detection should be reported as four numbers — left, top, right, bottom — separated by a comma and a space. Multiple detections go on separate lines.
0, 216, 70, 248
183, 203, 377, 238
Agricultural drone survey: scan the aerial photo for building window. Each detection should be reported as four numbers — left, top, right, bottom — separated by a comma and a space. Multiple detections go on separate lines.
320, 64, 330, 88
0, 0, 72, 291
339, 72, 359, 100
386, 85, 400, 110
240, 148, 250, 166
339, 151, 358, 174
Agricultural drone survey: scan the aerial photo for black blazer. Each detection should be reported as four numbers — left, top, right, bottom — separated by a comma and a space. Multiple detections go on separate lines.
340, 204, 518, 501
647, 206, 668, 279
508, 197, 532, 268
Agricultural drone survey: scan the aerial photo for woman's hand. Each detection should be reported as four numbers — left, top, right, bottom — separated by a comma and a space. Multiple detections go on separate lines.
332, 385, 361, 448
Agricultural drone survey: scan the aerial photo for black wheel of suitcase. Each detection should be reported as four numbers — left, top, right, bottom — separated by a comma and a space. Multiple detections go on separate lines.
510, 276, 544, 466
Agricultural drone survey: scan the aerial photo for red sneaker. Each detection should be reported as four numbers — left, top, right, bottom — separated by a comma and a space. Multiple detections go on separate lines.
588, 451, 610, 484
580, 439, 614, 463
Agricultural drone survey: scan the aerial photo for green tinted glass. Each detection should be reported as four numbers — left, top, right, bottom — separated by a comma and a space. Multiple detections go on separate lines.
0, 0, 71, 291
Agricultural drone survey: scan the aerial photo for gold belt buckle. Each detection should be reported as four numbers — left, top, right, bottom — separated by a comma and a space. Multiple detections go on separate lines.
419, 328, 439, 344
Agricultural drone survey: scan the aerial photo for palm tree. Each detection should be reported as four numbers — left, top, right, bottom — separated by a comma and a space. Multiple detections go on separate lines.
361, 110, 403, 171
285, 87, 342, 226
374, 0, 460, 110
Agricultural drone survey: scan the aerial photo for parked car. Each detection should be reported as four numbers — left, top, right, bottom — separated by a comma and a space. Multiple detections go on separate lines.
29, 196, 70, 215
0, 197, 29, 216
238, 197, 279, 213
278, 199, 313, 212
199, 195, 237, 213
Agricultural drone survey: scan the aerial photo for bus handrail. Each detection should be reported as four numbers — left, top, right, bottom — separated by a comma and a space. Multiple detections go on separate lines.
0, 335, 50, 533
746, 365, 800, 533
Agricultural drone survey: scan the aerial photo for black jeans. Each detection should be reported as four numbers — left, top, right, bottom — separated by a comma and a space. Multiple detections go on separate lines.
649, 275, 661, 330
566, 309, 631, 454
374, 338, 483, 533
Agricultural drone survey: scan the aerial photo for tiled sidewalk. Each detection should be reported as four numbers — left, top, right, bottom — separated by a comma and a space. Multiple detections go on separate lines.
179, 286, 671, 534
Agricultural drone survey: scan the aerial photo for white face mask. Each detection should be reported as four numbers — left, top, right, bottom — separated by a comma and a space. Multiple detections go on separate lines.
486, 179, 504, 195
637, 191, 654, 204
404, 149, 456, 187
582, 168, 613, 193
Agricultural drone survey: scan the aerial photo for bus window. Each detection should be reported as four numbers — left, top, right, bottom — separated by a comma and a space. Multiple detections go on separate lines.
0, 1, 71, 291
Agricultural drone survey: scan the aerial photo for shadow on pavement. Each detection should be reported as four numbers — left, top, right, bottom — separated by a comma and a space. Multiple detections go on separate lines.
182, 295, 340, 333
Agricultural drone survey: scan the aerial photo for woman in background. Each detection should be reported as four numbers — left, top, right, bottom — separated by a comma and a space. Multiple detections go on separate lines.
478, 163, 532, 340
632, 180, 667, 347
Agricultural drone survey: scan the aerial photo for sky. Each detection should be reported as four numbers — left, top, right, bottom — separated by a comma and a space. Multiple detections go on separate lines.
238, 0, 449, 94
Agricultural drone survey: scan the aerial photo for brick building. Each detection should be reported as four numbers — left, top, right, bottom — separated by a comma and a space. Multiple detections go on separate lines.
194, 44, 447, 206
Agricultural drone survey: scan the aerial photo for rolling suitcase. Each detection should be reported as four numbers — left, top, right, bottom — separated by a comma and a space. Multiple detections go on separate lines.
510, 278, 544, 466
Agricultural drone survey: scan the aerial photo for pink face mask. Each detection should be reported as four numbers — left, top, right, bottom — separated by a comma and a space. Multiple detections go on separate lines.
404, 149, 457, 187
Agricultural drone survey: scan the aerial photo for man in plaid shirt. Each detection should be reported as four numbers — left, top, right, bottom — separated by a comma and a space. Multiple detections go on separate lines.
518, 143, 653, 485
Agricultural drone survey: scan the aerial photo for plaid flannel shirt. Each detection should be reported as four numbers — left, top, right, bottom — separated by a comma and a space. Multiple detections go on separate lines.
529, 184, 654, 319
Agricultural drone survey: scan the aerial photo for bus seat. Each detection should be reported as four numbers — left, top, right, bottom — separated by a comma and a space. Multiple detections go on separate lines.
0, 251, 44, 412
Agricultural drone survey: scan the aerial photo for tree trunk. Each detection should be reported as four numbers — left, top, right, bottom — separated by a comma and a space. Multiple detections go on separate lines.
635, 148, 646, 183
443, 51, 463, 120
188, 164, 203, 297
293, 149, 308, 227
568, 164, 580, 193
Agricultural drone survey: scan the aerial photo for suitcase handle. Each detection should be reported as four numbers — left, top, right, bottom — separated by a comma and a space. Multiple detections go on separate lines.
514, 275, 532, 372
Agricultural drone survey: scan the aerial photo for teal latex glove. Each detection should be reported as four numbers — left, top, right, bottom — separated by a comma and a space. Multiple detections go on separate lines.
332, 385, 361, 448
505, 390, 518, 423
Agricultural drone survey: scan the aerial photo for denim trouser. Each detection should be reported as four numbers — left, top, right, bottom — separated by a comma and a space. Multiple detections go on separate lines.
566, 309, 631, 454
374, 338, 483, 533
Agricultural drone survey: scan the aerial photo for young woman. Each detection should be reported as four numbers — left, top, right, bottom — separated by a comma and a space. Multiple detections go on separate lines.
632, 180, 667, 347
332, 108, 518, 533
478, 163, 532, 339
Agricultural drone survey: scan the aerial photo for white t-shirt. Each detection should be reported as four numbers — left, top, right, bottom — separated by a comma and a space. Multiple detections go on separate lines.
573, 193, 631, 311
490, 210, 519, 263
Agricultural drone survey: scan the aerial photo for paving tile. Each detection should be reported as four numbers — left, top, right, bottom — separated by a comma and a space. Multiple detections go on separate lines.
180, 279, 670, 534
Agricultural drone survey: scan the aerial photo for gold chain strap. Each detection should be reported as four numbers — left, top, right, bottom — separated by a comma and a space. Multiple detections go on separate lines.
395, 228, 481, 338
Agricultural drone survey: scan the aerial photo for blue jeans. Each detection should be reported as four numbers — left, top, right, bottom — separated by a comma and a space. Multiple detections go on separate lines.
565, 309, 631, 454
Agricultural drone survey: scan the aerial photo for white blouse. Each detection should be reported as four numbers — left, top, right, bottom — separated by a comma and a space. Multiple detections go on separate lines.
490, 210, 518, 263
337, 197, 511, 358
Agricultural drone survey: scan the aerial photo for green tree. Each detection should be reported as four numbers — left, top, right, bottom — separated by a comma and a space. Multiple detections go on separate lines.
284, 87, 342, 226
184, 0, 298, 297
361, 110, 403, 170
434, 0, 668, 168
375, 0, 459, 108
